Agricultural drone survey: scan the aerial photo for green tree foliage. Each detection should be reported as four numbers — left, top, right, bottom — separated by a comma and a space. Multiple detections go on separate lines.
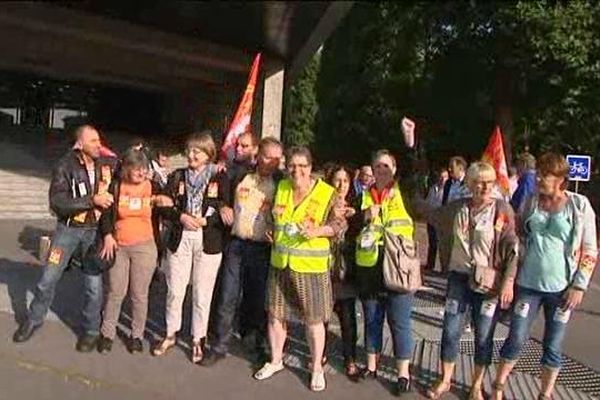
282, 52, 321, 147
311, 1, 600, 168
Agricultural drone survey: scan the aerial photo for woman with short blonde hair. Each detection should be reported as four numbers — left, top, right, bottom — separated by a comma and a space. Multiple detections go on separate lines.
424, 161, 519, 400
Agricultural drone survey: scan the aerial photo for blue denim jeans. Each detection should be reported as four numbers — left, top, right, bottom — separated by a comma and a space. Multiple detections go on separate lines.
441, 272, 502, 366
362, 291, 414, 360
211, 238, 271, 354
500, 286, 569, 369
28, 223, 103, 335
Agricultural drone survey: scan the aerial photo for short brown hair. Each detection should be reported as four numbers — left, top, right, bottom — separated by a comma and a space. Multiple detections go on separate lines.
372, 149, 397, 168
121, 148, 149, 178
186, 131, 216, 162
537, 153, 569, 178
516, 152, 536, 170
287, 146, 312, 166
240, 131, 259, 147
449, 156, 467, 170
258, 137, 282, 154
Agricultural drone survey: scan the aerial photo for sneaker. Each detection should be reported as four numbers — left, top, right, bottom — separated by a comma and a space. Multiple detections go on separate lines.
76, 334, 99, 353
200, 350, 226, 367
97, 336, 113, 354
127, 337, 143, 354
254, 362, 284, 381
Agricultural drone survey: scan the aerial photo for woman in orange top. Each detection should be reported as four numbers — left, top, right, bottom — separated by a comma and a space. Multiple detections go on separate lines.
96, 149, 172, 354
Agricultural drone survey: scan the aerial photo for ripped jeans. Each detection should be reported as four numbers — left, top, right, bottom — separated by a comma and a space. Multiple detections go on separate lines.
500, 286, 569, 369
441, 272, 502, 366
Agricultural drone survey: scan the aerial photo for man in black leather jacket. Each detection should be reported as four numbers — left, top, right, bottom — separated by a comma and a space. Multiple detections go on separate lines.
13, 124, 117, 352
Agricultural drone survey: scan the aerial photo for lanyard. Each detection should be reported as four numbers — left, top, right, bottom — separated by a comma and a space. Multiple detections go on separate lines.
369, 183, 393, 205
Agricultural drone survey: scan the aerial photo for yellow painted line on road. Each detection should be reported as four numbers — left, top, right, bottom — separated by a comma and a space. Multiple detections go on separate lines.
0, 351, 162, 397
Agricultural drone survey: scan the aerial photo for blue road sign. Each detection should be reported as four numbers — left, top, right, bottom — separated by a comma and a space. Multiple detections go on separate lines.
566, 155, 591, 182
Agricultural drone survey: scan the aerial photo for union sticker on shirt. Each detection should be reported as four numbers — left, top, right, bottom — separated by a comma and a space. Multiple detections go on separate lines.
207, 182, 219, 198
101, 165, 112, 182
178, 181, 185, 196
73, 211, 87, 223
129, 197, 142, 210
480, 299, 497, 318
514, 301, 530, 318
554, 308, 571, 324
238, 187, 250, 200
48, 247, 63, 266
579, 255, 597, 275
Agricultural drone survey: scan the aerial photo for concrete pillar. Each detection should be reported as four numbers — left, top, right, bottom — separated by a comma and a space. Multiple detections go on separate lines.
260, 64, 285, 140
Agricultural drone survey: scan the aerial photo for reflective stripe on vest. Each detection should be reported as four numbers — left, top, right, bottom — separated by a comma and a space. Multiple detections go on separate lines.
271, 178, 335, 273
356, 183, 414, 267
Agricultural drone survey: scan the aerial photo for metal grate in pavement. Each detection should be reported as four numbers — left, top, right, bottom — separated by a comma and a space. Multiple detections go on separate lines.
419, 340, 595, 400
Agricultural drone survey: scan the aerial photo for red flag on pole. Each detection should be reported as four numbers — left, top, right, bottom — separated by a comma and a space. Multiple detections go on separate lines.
481, 126, 510, 196
220, 53, 262, 161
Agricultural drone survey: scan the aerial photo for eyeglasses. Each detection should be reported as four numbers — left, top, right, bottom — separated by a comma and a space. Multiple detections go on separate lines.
475, 180, 496, 186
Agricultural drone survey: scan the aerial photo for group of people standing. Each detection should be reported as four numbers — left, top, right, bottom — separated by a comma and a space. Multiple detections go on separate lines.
11, 123, 598, 399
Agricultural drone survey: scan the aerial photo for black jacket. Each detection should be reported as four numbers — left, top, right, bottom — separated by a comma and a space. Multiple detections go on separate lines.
160, 168, 227, 254
49, 150, 118, 227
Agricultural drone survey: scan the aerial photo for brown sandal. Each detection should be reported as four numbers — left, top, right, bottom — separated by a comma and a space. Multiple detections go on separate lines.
426, 380, 451, 399
491, 381, 505, 400
152, 336, 176, 357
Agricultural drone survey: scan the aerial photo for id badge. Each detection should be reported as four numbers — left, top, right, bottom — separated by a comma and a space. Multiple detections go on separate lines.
129, 198, 142, 210
78, 182, 88, 196
205, 206, 216, 217
360, 232, 375, 249
284, 223, 299, 237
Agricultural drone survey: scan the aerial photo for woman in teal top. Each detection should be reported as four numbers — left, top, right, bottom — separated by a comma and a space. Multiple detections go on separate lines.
518, 205, 573, 292
492, 153, 598, 400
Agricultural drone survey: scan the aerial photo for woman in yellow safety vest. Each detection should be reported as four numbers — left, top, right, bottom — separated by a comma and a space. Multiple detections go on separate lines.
353, 149, 415, 395
253, 146, 344, 392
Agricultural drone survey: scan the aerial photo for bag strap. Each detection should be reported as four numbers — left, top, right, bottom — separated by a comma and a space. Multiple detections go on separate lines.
467, 201, 499, 269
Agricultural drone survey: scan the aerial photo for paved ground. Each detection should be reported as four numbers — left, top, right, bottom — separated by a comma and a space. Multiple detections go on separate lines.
0, 219, 599, 399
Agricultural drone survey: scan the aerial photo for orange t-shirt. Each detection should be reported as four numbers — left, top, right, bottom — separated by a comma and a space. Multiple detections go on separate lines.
115, 181, 153, 246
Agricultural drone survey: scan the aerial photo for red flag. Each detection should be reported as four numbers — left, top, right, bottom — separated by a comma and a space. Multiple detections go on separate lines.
220, 53, 261, 161
99, 144, 117, 158
481, 126, 510, 195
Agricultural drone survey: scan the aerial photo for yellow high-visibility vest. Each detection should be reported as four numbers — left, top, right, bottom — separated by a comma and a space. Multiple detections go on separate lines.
356, 183, 414, 267
271, 178, 335, 273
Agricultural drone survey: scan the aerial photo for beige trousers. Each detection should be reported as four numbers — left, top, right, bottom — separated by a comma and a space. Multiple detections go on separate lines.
165, 230, 222, 341
101, 240, 157, 339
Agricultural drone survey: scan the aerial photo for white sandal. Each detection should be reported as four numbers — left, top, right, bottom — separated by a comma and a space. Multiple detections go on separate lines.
254, 362, 284, 381
310, 371, 326, 392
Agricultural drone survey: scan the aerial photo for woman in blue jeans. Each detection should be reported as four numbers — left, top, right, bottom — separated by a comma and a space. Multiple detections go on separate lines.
492, 153, 598, 400
352, 150, 415, 395
423, 162, 519, 399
